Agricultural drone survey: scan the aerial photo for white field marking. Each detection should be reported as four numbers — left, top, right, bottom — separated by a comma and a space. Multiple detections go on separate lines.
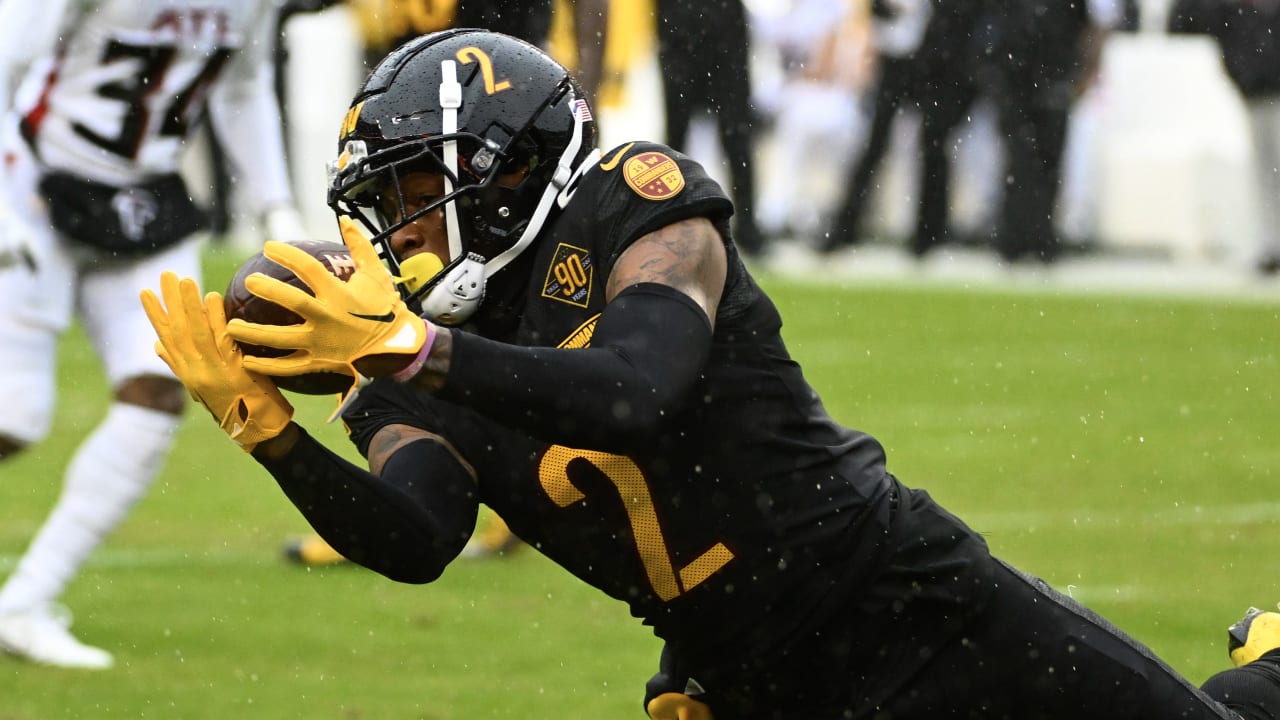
1064, 584, 1146, 603
760, 243, 1280, 306
0, 548, 252, 573
963, 501, 1280, 533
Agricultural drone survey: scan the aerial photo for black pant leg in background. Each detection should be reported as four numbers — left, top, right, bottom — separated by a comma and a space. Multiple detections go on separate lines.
825, 56, 915, 252
655, 0, 763, 255
912, 77, 978, 256
995, 93, 1071, 263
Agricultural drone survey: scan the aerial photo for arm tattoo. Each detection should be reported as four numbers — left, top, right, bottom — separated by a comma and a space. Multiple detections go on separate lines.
367, 422, 477, 481
368, 424, 418, 476
606, 217, 727, 324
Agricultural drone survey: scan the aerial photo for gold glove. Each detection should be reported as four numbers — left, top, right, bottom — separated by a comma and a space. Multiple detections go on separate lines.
226, 218, 428, 380
647, 693, 714, 720
141, 272, 293, 452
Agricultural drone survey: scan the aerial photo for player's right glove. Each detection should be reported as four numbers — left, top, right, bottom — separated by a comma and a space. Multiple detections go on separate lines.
226, 217, 432, 382
141, 271, 294, 452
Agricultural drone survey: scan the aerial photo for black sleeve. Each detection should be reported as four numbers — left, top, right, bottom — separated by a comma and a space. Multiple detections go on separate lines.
256, 427, 479, 583
437, 282, 712, 454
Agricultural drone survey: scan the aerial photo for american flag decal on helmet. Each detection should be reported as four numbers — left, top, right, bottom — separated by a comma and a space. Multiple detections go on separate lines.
571, 98, 593, 122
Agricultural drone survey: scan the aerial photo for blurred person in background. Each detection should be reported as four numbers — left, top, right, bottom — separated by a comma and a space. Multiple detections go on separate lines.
817, 0, 930, 255
146, 28, 1280, 720
348, 0, 554, 68
200, 0, 342, 255
988, 0, 1121, 263
753, 0, 875, 247
1168, 0, 1280, 276
899, 0, 989, 257
555, 0, 611, 109
0, 0, 307, 669
655, 0, 765, 258
1054, 0, 1141, 253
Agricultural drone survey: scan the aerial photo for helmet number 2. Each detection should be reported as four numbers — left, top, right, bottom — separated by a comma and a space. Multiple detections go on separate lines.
537, 446, 735, 602
456, 47, 511, 95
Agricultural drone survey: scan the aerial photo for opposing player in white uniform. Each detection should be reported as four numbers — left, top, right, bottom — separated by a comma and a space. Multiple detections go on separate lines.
0, 0, 306, 669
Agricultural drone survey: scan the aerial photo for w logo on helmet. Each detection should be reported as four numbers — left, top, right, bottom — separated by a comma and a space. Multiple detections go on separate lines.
339, 101, 364, 140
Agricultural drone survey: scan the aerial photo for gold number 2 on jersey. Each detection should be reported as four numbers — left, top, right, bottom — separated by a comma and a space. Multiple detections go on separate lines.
538, 447, 735, 602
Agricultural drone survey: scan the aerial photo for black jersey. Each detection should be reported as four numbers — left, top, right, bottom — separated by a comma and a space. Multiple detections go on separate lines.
343, 142, 994, 712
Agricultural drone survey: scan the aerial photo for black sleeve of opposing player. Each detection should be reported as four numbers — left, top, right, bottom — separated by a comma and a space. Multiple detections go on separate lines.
438, 282, 712, 454
256, 427, 478, 584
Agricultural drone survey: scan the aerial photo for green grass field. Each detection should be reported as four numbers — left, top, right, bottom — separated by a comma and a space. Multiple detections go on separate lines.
1, 246, 1277, 718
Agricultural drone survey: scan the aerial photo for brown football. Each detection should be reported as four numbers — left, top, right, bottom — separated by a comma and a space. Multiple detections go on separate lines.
223, 240, 358, 395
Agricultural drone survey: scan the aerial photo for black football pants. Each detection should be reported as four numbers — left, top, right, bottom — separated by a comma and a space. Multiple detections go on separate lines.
870, 559, 1278, 719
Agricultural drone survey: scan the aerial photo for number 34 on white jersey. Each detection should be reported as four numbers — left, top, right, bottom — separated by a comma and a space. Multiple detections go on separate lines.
1, 0, 281, 187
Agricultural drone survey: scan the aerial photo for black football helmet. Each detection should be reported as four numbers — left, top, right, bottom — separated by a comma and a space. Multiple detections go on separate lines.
327, 29, 599, 325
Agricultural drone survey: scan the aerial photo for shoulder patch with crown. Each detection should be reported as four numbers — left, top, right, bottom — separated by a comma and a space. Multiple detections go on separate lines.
623, 152, 685, 200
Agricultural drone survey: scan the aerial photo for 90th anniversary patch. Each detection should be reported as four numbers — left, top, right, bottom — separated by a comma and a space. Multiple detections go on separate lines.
542, 243, 594, 308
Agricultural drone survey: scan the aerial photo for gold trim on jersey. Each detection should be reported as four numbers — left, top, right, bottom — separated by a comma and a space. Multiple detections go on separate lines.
600, 142, 637, 172
542, 243, 594, 308
557, 314, 600, 350
624, 151, 684, 200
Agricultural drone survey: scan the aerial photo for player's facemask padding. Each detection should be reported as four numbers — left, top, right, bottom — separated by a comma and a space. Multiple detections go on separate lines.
327, 46, 601, 326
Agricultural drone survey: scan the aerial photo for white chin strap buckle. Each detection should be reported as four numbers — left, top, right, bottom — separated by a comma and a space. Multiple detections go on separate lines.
420, 254, 486, 325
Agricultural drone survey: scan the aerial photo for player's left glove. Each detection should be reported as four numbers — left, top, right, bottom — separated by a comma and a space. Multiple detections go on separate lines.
647, 693, 714, 720
226, 217, 434, 382
141, 272, 294, 452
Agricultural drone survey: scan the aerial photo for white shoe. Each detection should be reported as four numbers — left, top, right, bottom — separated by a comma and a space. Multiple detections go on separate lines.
0, 605, 114, 669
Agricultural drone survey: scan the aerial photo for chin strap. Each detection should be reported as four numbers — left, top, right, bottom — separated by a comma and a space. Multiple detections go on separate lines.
420, 252, 487, 326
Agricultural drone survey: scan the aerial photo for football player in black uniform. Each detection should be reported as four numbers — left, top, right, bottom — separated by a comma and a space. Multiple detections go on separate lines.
142, 30, 1280, 719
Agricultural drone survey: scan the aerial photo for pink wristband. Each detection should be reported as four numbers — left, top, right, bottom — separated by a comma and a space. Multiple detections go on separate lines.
391, 321, 438, 383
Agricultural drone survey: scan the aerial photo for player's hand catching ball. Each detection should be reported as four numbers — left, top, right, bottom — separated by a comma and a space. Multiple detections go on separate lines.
226, 217, 436, 383
141, 272, 294, 452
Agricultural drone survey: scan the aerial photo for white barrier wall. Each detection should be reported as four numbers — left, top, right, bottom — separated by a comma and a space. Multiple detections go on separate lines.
1095, 33, 1255, 262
